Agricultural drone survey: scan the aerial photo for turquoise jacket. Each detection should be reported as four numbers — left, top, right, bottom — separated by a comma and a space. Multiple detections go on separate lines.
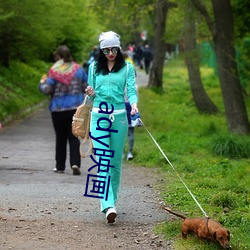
88, 62, 138, 110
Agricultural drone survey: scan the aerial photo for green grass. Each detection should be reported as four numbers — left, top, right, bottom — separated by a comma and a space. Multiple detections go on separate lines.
0, 60, 50, 123
129, 58, 250, 250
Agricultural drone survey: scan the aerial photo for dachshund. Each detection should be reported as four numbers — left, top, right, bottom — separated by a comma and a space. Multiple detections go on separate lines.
162, 206, 231, 249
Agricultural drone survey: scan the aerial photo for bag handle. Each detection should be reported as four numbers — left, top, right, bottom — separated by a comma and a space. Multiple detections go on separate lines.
83, 94, 88, 105
79, 137, 93, 158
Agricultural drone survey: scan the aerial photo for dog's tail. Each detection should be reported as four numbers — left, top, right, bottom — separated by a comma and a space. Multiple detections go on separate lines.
162, 206, 187, 220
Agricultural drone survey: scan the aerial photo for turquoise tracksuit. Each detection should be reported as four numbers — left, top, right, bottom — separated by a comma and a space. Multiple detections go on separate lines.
87, 62, 137, 212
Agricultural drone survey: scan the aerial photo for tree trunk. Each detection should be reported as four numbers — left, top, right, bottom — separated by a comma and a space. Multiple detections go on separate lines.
212, 0, 250, 134
191, 0, 250, 134
147, 0, 169, 89
184, 4, 218, 114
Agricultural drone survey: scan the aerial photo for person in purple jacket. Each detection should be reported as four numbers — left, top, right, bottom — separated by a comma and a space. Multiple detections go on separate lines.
39, 45, 88, 175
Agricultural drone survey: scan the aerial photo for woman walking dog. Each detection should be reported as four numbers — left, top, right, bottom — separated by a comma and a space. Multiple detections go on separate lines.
85, 31, 138, 223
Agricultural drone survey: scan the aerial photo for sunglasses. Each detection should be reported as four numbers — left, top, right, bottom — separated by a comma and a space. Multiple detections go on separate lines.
102, 47, 119, 55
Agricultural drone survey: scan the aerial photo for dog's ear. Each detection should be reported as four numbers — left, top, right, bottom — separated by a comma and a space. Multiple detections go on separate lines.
227, 230, 230, 240
213, 231, 217, 240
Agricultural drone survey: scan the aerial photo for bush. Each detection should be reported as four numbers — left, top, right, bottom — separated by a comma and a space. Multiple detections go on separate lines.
0, 60, 49, 123
210, 191, 237, 209
210, 135, 250, 159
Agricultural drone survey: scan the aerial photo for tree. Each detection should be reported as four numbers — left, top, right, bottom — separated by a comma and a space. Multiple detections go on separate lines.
148, 0, 177, 89
232, 0, 250, 40
90, 0, 155, 47
191, 0, 250, 134
184, 1, 218, 114
232, 0, 250, 96
0, 0, 98, 66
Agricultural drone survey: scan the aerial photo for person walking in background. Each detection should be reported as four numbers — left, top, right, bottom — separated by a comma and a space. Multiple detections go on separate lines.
39, 45, 88, 175
143, 44, 152, 74
88, 46, 99, 64
87, 46, 100, 71
85, 31, 138, 223
134, 44, 144, 69
125, 101, 135, 160
123, 51, 134, 67
123, 51, 137, 160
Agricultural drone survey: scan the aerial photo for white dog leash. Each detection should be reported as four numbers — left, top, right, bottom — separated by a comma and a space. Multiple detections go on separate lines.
139, 118, 209, 218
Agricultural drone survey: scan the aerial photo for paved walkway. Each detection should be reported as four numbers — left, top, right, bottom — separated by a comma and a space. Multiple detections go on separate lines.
0, 71, 174, 249
0, 106, 164, 223
135, 68, 149, 87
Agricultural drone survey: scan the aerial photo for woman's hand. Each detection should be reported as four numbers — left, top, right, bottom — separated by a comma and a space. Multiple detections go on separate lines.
40, 74, 47, 83
131, 103, 138, 116
85, 86, 95, 97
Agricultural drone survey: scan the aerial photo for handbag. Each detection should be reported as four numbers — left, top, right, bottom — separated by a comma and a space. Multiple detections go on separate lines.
72, 95, 93, 158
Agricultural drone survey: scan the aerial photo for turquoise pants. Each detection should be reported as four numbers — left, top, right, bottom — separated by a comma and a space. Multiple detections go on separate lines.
90, 110, 128, 212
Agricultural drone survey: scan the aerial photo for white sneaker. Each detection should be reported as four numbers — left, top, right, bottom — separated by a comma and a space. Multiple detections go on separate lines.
127, 152, 133, 160
53, 168, 64, 173
106, 208, 117, 223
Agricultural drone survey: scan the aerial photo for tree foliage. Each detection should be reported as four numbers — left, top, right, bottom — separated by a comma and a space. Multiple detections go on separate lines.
0, 0, 249, 134
0, 0, 99, 67
90, 0, 155, 46
232, 0, 250, 40
232, 0, 250, 95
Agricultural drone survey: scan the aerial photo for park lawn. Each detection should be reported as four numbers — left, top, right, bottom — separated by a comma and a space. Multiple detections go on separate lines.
129, 58, 250, 250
